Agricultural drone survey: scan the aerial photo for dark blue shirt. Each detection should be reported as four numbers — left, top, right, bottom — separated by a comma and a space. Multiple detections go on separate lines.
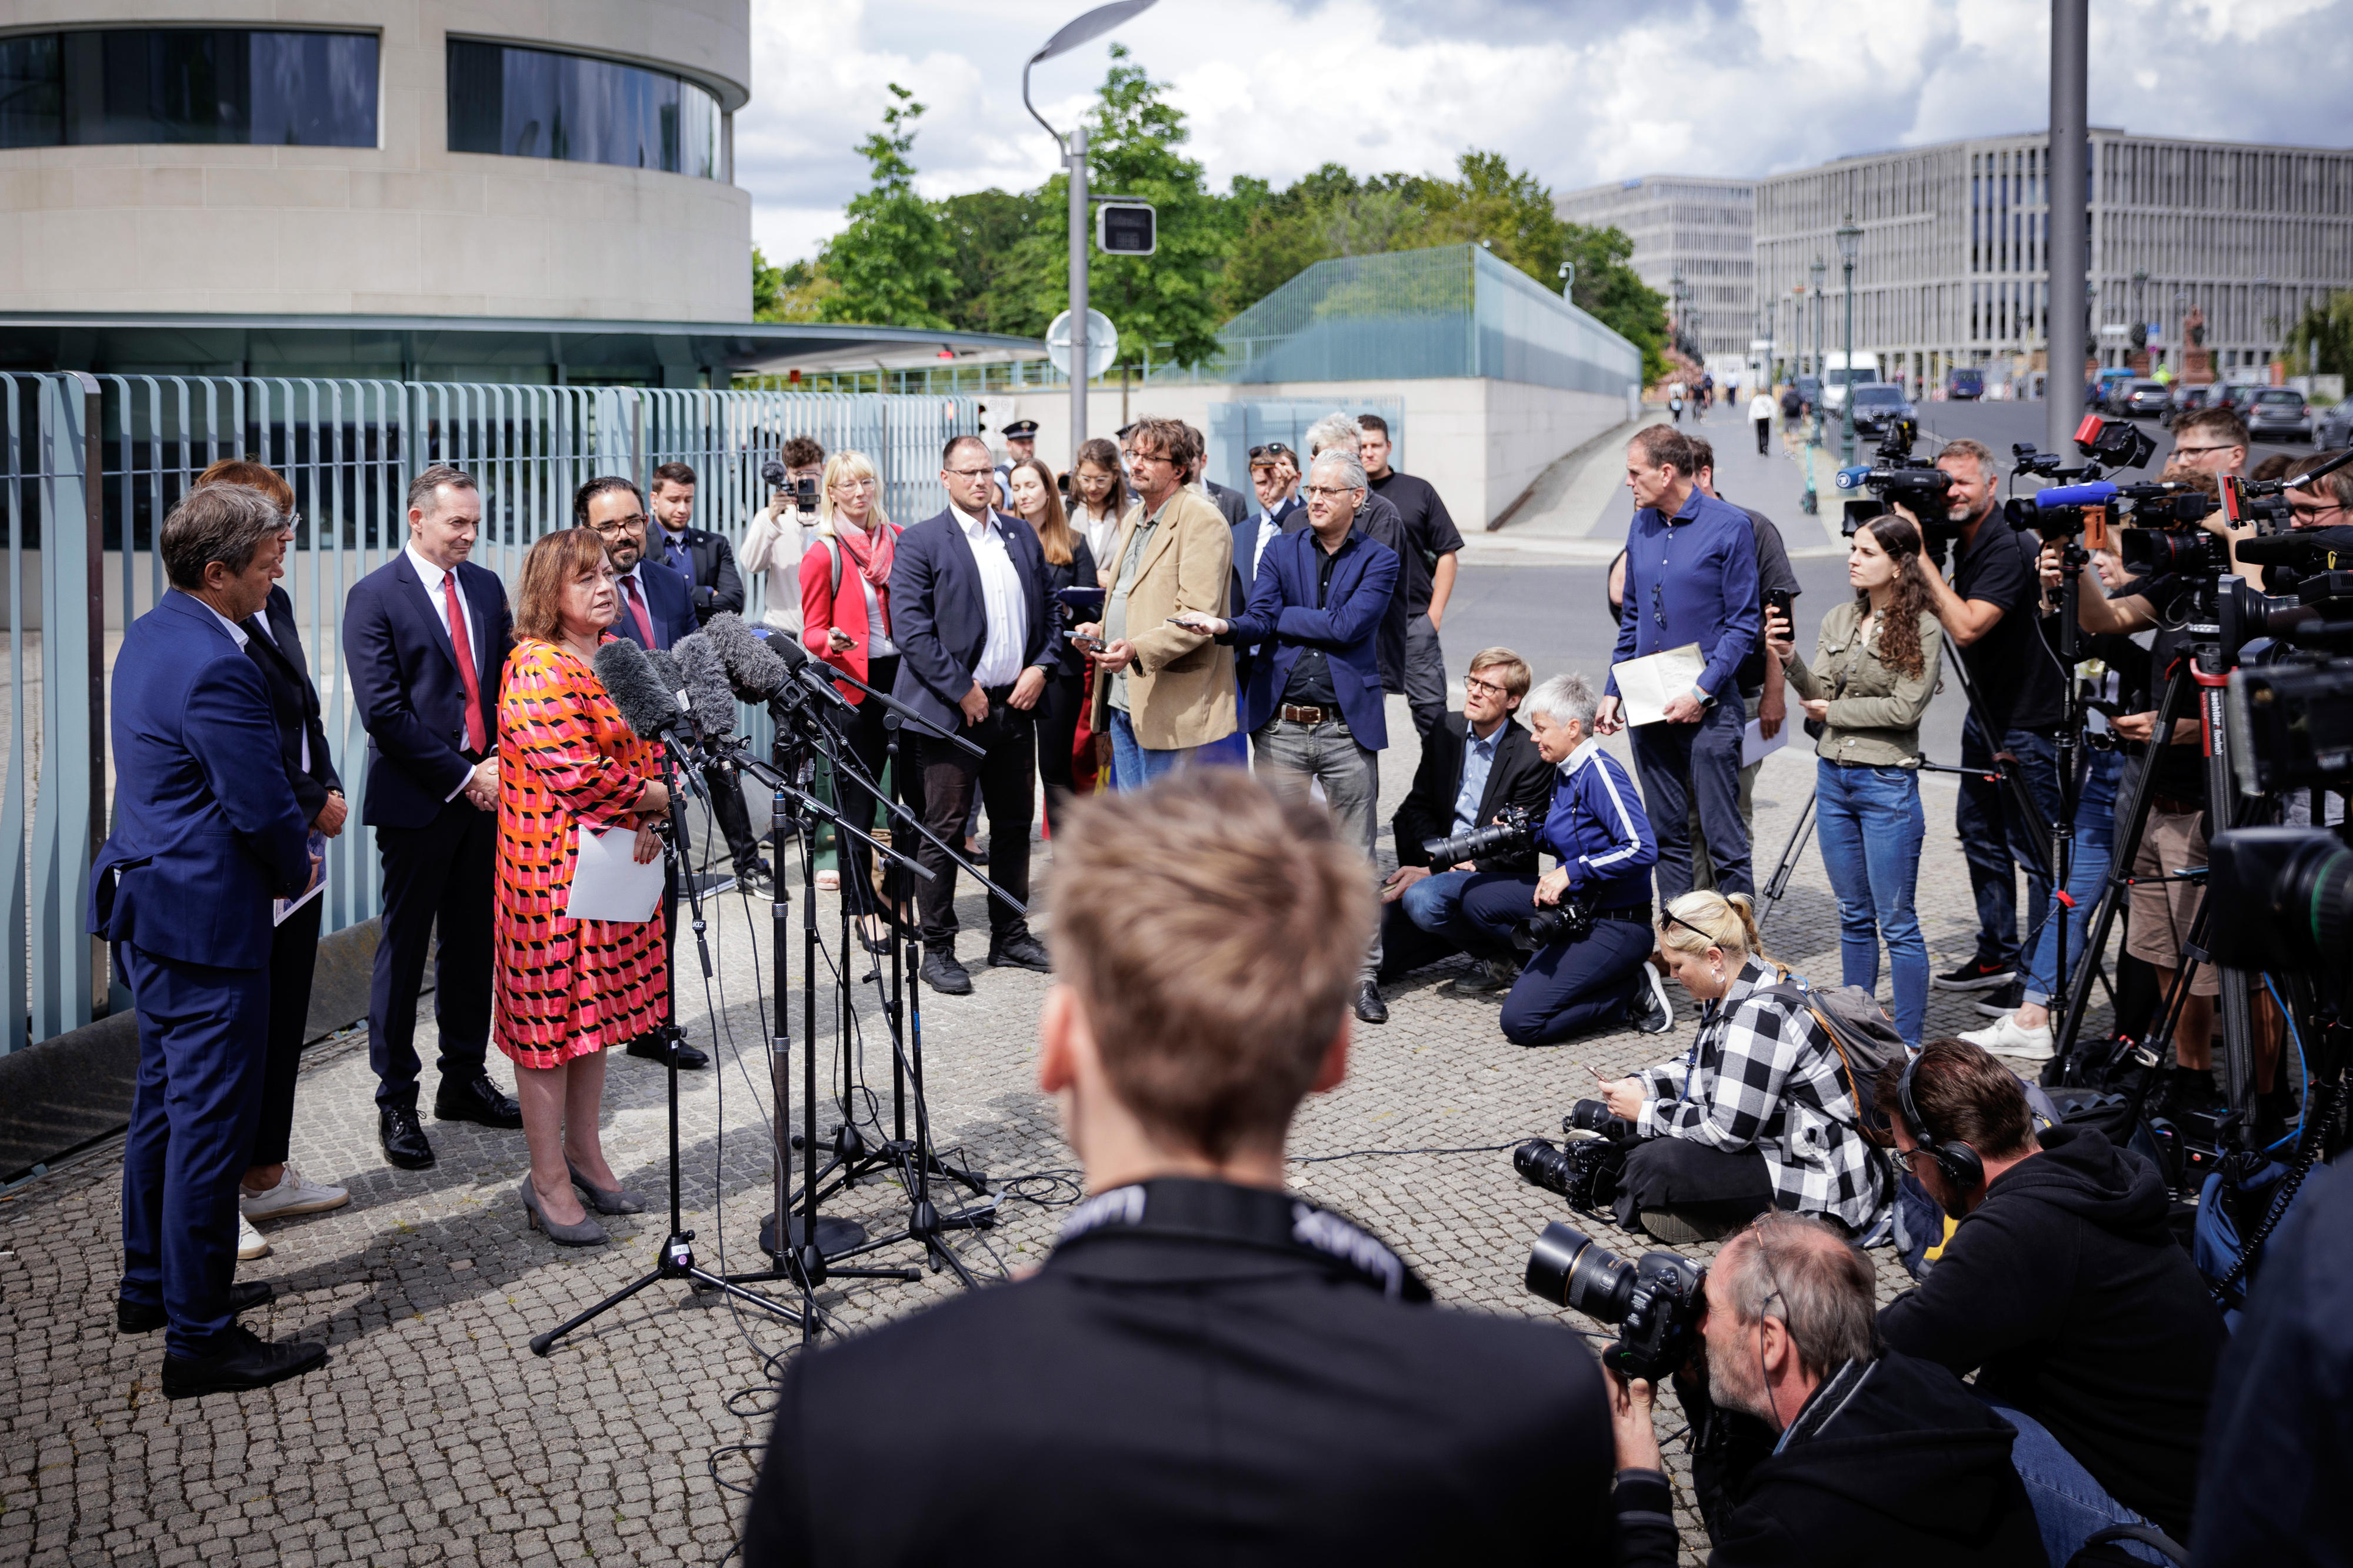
1539, 737, 1657, 911
1608, 483, 1761, 703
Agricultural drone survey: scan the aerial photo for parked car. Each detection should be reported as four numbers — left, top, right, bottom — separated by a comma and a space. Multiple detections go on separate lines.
2244, 388, 2314, 444
2115, 379, 2174, 418
1947, 367, 1984, 401
2314, 398, 2353, 449
1848, 383, 1915, 436
2171, 385, 2214, 417
2094, 368, 2136, 408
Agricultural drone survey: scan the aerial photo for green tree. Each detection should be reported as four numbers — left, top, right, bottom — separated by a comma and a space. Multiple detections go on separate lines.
815, 84, 956, 329
1407, 151, 1569, 284
997, 46, 1232, 369
751, 248, 841, 323
2285, 289, 2353, 375
936, 188, 1046, 335
1559, 223, 1669, 382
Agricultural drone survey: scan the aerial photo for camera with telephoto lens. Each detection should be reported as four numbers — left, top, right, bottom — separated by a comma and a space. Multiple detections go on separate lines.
1514, 1137, 1622, 1213
1523, 1223, 1707, 1382
1834, 419, 1957, 549
1421, 803, 1535, 869
1513, 896, 1595, 952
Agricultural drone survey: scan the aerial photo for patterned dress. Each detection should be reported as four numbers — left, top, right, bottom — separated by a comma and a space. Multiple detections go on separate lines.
492, 635, 668, 1068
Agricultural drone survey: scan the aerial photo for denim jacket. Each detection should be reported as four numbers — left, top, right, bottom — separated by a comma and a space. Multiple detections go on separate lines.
1784, 601, 1942, 768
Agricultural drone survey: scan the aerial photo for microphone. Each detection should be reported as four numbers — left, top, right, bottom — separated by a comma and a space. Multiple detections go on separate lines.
674, 632, 740, 739
645, 647, 689, 718
705, 611, 852, 713
2035, 481, 2118, 509
1834, 465, 1872, 492
592, 638, 702, 755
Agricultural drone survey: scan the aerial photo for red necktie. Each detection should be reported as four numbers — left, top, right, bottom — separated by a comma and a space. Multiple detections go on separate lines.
624, 573, 658, 648
443, 572, 486, 754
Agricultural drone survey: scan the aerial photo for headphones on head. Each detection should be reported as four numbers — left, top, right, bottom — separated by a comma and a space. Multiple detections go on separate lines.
1896, 1051, 1985, 1191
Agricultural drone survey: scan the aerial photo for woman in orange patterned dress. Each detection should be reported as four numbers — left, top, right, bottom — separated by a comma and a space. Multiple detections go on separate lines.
495, 529, 673, 1246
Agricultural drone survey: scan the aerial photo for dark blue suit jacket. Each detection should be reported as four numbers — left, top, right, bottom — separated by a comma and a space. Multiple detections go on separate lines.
609, 559, 697, 652
1226, 526, 1399, 749
886, 508, 1052, 733
89, 591, 313, 969
343, 551, 512, 829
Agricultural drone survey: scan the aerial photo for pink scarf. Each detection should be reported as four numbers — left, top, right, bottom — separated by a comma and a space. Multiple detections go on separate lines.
834, 519, 896, 592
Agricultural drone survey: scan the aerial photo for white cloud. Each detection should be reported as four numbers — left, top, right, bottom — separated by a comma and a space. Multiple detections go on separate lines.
736, 0, 2353, 263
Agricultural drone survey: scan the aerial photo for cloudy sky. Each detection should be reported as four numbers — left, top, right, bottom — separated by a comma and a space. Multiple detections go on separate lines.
737, 0, 2353, 264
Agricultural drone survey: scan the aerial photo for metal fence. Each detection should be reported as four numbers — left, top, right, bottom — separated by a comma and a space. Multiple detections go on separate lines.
1214, 243, 1644, 395
1, 373, 978, 1055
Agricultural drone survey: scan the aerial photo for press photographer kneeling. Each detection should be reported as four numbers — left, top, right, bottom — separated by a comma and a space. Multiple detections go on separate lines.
1442, 672, 1675, 1045
1574, 892, 1888, 1245
1603, 1212, 2044, 1568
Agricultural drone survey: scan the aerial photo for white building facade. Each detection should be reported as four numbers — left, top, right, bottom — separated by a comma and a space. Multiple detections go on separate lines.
1555, 175, 1756, 369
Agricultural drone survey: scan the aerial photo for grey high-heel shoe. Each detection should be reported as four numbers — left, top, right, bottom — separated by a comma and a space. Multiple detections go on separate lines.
565, 1159, 647, 1216
519, 1178, 608, 1246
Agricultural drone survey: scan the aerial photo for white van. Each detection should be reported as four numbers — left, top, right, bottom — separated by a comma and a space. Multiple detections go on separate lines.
1821, 351, 1882, 412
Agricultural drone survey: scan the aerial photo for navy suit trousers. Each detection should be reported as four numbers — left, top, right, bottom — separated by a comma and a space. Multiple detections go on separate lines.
1629, 698, 1752, 902
1457, 874, 1653, 1047
117, 942, 269, 1359
368, 795, 496, 1109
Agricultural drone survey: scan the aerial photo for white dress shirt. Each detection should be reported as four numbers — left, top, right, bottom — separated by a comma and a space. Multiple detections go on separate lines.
955, 502, 1028, 688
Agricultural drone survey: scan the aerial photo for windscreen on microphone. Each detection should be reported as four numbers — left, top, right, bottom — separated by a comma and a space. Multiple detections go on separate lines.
703, 612, 790, 699
644, 647, 687, 706
593, 638, 686, 747
2035, 481, 2119, 509
674, 632, 739, 739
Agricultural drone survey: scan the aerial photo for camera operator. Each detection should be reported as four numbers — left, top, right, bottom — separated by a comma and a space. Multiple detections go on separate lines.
1449, 673, 1672, 1044
1588, 891, 1886, 1243
739, 771, 1617, 1564
1608, 1212, 2044, 1568
1876, 1040, 2227, 1563
1376, 647, 1554, 990
1910, 439, 2066, 1012
741, 435, 825, 636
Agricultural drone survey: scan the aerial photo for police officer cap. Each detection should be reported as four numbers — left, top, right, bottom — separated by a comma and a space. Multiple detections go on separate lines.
1002, 419, 1040, 438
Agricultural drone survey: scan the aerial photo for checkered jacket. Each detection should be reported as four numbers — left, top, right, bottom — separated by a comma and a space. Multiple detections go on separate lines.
1634, 956, 1888, 1233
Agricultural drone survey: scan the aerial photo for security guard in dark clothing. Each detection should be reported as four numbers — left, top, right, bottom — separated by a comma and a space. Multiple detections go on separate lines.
739, 769, 1615, 1566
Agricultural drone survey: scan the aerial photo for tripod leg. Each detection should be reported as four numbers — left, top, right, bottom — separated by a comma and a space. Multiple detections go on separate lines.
1761, 785, 1818, 919
529, 1268, 666, 1357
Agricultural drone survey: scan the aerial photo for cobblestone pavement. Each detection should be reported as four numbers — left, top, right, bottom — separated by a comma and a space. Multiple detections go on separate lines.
0, 699, 2087, 1567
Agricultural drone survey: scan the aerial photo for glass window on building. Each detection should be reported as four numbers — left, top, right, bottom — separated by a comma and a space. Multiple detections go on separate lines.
446, 39, 718, 179
0, 29, 379, 148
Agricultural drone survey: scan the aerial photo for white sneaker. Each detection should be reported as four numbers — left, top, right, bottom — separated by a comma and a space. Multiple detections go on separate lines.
1960, 1012, 2055, 1063
236, 1211, 270, 1262
1629, 962, 1675, 1035
241, 1163, 351, 1221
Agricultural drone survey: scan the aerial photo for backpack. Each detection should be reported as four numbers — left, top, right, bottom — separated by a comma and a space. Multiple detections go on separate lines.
1762, 970, 1906, 1138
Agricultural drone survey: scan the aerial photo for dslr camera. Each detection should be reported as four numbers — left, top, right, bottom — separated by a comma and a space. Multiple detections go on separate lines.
760, 458, 820, 515
1513, 1102, 1635, 1212
1523, 1223, 1706, 1382
1834, 418, 1957, 551
1421, 803, 1534, 869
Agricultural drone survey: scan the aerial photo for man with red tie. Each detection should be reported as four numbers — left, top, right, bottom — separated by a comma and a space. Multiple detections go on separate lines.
343, 465, 525, 1172
577, 476, 706, 1069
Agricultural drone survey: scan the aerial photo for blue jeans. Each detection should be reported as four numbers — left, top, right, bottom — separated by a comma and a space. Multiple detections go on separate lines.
1813, 759, 1928, 1047
1377, 868, 1492, 980
1987, 1402, 2172, 1566
2023, 749, 2122, 1007
1108, 708, 1196, 791
1955, 715, 2062, 965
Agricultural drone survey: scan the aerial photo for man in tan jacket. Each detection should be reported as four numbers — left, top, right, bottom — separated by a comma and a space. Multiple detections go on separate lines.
1085, 418, 1238, 788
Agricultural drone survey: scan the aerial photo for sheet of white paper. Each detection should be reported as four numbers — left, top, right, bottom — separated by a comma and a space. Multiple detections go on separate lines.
1741, 716, 1789, 769
272, 831, 328, 928
1610, 643, 1707, 727
564, 824, 665, 923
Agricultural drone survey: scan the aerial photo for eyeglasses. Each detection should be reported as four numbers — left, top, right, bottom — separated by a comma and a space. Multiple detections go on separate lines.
1302, 483, 1358, 499
1888, 1147, 1924, 1175
1463, 673, 1514, 699
588, 514, 647, 535
2290, 500, 2344, 522
1660, 908, 1714, 943
944, 466, 995, 479
2173, 445, 2236, 458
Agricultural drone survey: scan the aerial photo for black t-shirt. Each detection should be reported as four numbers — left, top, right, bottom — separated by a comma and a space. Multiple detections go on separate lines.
1282, 533, 1349, 708
1948, 518, 2065, 732
1732, 505, 1802, 693
1367, 469, 1465, 618
2117, 573, 2208, 799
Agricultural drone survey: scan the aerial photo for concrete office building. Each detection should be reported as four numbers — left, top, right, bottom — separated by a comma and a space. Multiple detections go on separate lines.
1754, 129, 2353, 396
1555, 175, 1757, 369
0, 2, 1026, 382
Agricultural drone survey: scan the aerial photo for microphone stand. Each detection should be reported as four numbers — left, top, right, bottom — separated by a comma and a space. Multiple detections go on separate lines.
531, 735, 808, 1356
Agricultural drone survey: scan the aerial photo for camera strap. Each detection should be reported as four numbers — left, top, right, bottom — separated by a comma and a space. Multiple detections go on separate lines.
1054, 1177, 1430, 1302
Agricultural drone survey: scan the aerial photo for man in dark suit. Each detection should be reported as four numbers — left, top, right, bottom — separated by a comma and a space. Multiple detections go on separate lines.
1377, 648, 1555, 989
92, 482, 329, 1396
343, 464, 525, 1172
580, 474, 711, 1069
739, 769, 1614, 1564
648, 459, 769, 898
1227, 446, 1307, 700
887, 433, 1056, 995
1176, 448, 1399, 1025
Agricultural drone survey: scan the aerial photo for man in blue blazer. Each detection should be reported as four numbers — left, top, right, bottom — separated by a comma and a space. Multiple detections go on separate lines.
1177, 447, 1399, 1025
578, 475, 710, 1070
343, 465, 523, 1172
888, 433, 1057, 995
91, 482, 329, 1396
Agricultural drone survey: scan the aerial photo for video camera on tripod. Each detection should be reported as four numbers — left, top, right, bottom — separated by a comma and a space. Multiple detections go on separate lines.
1833, 417, 1957, 550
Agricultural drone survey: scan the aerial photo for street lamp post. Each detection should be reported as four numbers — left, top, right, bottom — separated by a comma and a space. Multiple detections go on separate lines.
1837, 215, 1862, 466
1802, 256, 1827, 515
1023, 0, 1158, 470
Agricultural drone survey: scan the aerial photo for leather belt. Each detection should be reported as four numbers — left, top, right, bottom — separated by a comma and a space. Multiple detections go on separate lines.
2151, 793, 2203, 817
1594, 905, 1652, 926
1279, 705, 1337, 726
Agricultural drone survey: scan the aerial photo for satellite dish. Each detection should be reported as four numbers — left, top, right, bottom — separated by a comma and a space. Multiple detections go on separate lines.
1046, 309, 1118, 381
